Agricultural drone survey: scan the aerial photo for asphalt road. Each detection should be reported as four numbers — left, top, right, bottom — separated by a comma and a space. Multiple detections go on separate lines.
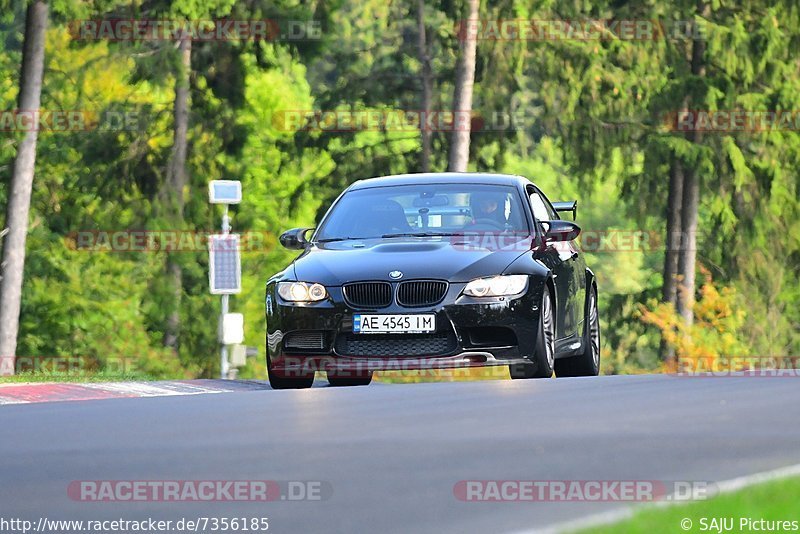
2, 374, 799, 533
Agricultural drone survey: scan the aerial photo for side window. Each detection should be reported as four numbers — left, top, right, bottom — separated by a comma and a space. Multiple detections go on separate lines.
528, 190, 552, 222
541, 191, 558, 220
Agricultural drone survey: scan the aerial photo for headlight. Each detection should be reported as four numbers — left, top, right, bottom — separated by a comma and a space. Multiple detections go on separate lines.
462, 275, 528, 297
277, 282, 328, 302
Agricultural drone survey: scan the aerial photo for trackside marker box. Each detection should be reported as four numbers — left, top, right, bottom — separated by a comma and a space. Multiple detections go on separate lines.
219, 313, 245, 345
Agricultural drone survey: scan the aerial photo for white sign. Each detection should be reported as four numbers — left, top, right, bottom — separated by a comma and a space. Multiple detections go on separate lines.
208, 180, 242, 204
219, 313, 244, 345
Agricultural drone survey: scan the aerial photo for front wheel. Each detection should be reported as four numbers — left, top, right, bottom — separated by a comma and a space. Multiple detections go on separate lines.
510, 284, 555, 379
555, 285, 600, 377
267, 355, 315, 389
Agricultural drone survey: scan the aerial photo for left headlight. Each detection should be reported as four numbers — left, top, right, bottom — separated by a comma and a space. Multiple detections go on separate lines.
462, 275, 528, 297
277, 281, 328, 302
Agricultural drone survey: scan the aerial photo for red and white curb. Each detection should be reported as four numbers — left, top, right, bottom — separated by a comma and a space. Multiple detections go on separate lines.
0, 380, 269, 405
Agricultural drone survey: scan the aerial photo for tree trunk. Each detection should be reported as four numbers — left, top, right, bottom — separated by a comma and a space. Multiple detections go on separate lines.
663, 159, 684, 306
417, 0, 433, 172
676, 0, 709, 325
676, 165, 700, 324
660, 158, 684, 364
448, 0, 479, 172
163, 35, 192, 350
0, 0, 48, 376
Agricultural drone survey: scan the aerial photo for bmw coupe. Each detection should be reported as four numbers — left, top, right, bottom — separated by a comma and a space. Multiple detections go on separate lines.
265, 173, 600, 388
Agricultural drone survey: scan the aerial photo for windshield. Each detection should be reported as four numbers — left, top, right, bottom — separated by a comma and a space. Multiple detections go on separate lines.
315, 183, 530, 241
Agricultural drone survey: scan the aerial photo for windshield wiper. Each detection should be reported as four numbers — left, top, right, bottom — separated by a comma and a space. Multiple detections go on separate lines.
381, 232, 463, 238
316, 236, 370, 243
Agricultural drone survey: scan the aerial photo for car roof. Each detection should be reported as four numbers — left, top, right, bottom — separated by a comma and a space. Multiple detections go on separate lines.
347, 172, 533, 190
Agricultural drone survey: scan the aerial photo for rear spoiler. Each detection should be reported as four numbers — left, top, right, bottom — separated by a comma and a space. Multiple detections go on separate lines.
552, 200, 577, 220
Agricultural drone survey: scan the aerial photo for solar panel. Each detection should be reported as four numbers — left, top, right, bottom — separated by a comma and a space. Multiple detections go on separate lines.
208, 234, 241, 294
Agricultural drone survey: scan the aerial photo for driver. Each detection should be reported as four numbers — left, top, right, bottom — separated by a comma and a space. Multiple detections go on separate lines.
469, 191, 507, 226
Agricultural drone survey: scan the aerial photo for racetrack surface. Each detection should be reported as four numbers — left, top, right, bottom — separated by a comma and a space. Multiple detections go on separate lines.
1, 374, 799, 533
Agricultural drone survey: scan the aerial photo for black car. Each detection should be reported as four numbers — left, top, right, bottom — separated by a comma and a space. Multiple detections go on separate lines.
265, 172, 600, 388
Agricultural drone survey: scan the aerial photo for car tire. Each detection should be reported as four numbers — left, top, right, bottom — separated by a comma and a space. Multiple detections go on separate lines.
327, 371, 373, 387
267, 355, 315, 389
510, 284, 555, 379
555, 285, 600, 377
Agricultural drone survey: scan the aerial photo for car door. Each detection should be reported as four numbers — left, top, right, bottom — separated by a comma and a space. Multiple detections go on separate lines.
528, 187, 579, 339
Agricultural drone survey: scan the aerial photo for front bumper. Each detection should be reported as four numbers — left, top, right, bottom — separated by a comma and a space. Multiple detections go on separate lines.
265, 281, 544, 373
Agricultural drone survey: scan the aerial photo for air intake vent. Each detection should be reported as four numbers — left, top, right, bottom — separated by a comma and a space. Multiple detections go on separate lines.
335, 332, 457, 357
284, 331, 326, 351
343, 282, 392, 308
397, 280, 448, 307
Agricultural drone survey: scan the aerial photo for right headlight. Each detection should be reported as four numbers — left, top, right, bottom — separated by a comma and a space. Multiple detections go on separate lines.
462, 275, 529, 297
277, 281, 328, 302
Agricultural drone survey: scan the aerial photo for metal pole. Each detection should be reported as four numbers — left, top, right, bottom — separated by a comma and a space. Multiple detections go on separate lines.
220, 204, 231, 379
220, 294, 229, 379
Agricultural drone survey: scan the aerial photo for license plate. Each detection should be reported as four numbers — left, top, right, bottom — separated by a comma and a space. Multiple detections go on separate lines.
353, 314, 436, 334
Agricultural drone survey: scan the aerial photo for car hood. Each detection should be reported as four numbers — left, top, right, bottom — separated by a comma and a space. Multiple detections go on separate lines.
291, 237, 532, 284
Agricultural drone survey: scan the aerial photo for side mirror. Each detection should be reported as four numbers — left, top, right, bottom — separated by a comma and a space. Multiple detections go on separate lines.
279, 227, 314, 250
543, 220, 581, 242
552, 200, 577, 221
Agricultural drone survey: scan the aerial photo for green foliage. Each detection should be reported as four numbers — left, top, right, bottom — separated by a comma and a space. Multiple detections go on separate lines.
640, 266, 750, 368
19, 226, 184, 378
584, 476, 800, 534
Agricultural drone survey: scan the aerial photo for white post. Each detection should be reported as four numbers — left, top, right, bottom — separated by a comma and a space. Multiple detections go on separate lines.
209, 182, 241, 379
